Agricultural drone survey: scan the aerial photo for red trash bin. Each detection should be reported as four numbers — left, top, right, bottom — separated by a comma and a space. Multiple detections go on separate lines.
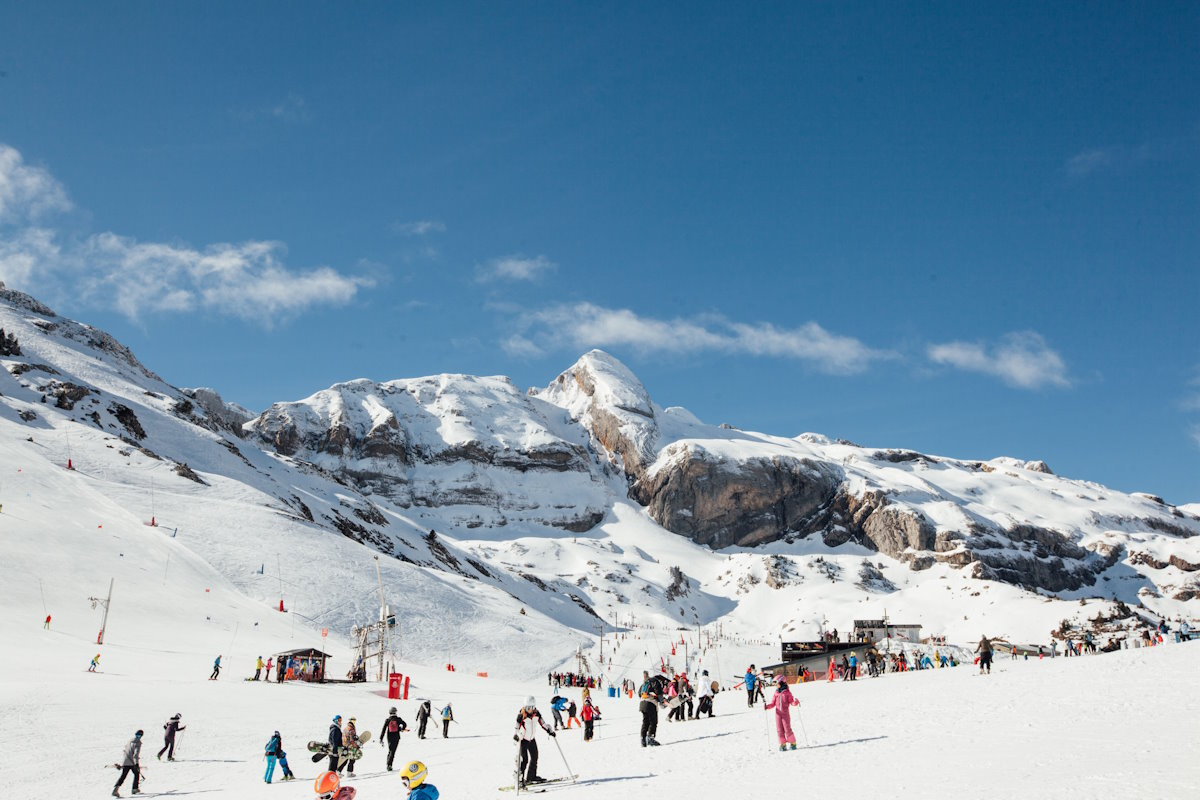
388, 673, 401, 700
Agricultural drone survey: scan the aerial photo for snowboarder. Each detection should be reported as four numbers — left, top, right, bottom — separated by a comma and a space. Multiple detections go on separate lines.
264, 730, 295, 783
638, 671, 661, 747
581, 692, 600, 741
977, 636, 993, 674
89, 653, 101, 672
328, 715, 344, 772
209, 655, 221, 680
764, 675, 800, 751
415, 700, 432, 739
550, 694, 567, 729
440, 703, 453, 738
342, 717, 359, 776
514, 696, 556, 787
112, 729, 143, 797
379, 706, 408, 771
400, 760, 439, 800
744, 665, 757, 707
157, 713, 185, 761
253, 656, 264, 681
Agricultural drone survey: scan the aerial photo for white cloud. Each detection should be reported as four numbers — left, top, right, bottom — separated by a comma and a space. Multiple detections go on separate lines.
927, 331, 1070, 389
1066, 148, 1115, 178
0, 142, 371, 325
0, 145, 72, 221
507, 302, 889, 373
476, 254, 556, 283
392, 220, 445, 236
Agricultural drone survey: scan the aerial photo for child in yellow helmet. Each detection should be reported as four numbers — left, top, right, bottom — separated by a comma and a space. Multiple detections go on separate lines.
400, 760, 439, 799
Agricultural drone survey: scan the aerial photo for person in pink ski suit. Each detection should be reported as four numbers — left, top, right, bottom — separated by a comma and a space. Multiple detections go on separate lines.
764, 675, 799, 750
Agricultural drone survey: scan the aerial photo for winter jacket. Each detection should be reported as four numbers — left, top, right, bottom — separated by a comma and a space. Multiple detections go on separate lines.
581, 700, 599, 722
698, 677, 713, 698
551, 696, 568, 712
440, 705, 453, 721
764, 687, 799, 717
381, 714, 407, 740
329, 723, 343, 749
122, 737, 142, 766
343, 721, 358, 746
515, 708, 554, 741
744, 671, 757, 690
163, 718, 185, 742
265, 733, 286, 758
416, 702, 431, 723
978, 637, 992, 654
409, 784, 439, 800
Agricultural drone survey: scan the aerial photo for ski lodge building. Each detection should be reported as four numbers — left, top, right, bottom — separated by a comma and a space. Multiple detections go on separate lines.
852, 619, 922, 644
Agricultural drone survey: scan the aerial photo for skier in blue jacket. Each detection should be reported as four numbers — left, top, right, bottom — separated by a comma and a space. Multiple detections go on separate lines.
744, 666, 757, 707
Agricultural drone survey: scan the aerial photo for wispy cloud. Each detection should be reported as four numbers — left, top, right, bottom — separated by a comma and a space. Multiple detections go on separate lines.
391, 220, 445, 237
505, 302, 890, 374
476, 254, 556, 283
1185, 368, 1200, 450
0, 142, 371, 325
1066, 148, 1115, 178
233, 92, 311, 123
1064, 130, 1194, 179
927, 331, 1070, 389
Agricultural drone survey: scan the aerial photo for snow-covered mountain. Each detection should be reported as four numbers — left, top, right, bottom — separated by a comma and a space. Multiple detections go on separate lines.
1, 284, 1196, 678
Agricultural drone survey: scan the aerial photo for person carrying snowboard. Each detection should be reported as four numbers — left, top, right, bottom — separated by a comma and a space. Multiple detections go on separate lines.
157, 713, 185, 761
638, 671, 661, 747
400, 760, 439, 800
89, 653, 101, 672
209, 654, 221, 680
415, 700, 432, 739
697, 670, 714, 718
327, 715, 344, 773
514, 696, 556, 788
379, 706, 408, 770
342, 717, 359, 776
764, 675, 800, 751
440, 703, 453, 738
112, 729, 143, 797
264, 730, 295, 783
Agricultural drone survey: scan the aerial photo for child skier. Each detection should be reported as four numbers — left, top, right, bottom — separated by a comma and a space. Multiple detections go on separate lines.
379, 706, 408, 771
764, 675, 800, 751
157, 713, 185, 761
514, 696, 556, 787
209, 655, 221, 680
565, 698, 580, 729
264, 730, 295, 783
89, 653, 101, 672
400, 760, 439, 800
314, 770, 355, 800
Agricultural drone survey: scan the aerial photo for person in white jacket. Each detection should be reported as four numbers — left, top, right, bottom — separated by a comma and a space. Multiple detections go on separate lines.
112, 730, 143, 797
696, 670, 715, 718
513, 696, 556, 788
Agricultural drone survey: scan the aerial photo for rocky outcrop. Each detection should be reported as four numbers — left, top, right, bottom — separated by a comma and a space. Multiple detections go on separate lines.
630, 448, 843, 548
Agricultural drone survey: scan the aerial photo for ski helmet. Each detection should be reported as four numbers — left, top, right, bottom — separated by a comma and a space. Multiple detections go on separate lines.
332, 715, 342, 723
400, 760, 428, 788
776, 674, 788, 685
314, 771, 340, 799
390, 706, 398, 714
524, 695, 536, 709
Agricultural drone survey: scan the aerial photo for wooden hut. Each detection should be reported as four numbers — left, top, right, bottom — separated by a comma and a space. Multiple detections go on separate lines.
274, 647, 332, 683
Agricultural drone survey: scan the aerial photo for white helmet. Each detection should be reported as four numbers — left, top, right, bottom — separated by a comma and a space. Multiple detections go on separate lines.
524, 695, 536, 709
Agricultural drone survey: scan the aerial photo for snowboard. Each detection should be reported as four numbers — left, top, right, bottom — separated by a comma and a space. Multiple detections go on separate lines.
308, 731, 371, 762
710, 680, 719, 693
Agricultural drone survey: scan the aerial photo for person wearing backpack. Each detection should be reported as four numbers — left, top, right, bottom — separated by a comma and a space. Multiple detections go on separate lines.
263, 730, 295, 783
440, 703, 454, 738
379, 706, 408, 771
549, 695, 567, 730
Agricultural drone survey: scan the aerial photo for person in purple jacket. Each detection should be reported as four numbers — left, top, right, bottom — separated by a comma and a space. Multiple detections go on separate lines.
763, 675, 800, 751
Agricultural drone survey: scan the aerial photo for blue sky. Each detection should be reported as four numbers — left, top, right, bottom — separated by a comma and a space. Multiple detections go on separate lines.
1, 2, 1197, 502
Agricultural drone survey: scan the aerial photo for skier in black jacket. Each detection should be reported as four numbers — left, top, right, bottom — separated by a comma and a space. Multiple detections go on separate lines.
157, 713, 185, 761
415, 700, 432, 739
379, 707, 408, 771
327, 715, 344, 772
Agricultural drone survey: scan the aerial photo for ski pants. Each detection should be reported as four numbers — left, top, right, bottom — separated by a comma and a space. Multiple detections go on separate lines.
114, 765, 140, 792
329, 753, 342, 773
583, 720, 594, 741
519, 739, 539, 781
278, 754, 292, 777
386, 733, 400, 769
253, 668, 261, 680
418, 718, 428, 738
442, 719, 450, 738
210, 666, 220, 679
265, 754, 277, 782
697, 696, 713, 717
551, 709, 564, 729
639, 700, 658, 740
774, 712, 797, 745
746, 687, 755, 706
684, 698, 694, 718
158, 733, 176, 759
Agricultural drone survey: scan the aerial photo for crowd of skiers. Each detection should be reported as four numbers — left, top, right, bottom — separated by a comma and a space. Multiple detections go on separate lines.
547, 671, 603, 690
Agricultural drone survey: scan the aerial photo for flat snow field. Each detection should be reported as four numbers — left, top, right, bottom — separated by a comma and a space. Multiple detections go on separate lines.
2, 624, 1198, 800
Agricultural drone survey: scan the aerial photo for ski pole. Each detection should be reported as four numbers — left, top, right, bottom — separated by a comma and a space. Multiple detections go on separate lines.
764, 705, 773, 753
551, 735, 576, 784
795, 708, 810, 747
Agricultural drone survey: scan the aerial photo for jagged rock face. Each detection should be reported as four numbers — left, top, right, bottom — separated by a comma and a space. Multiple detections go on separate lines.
631, 448, 843, 548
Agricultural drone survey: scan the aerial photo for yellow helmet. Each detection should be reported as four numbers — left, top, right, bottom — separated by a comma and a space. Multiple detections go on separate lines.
400, 760, 428, 788
314, 771, 340, 799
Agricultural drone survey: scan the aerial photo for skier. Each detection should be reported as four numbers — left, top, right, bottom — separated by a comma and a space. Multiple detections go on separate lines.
209, 655, 221, 680
314, 770, 354, 800
264, 730, 295, 783
157, 713, 185, 761
565, 698, 580, 729
379, 706, 408, 770
743, 665, 757, 707
415, 700, 432, 739
89, 653, 101, 672
264, 656, 274, 682
400, 760, 439, 800
637, 671, 661, 747
581, 691, 600, 741
328, 715, 344, 772
696, 670, 714, 718
112, 729, 143, 797
550, 694, 568, 729
763, 675, 800, 751
514, 695, 556, 788
977, 636, 993, 674
342, 717, 359, 776
253, 655, 264, 681
440, 703, 454, 738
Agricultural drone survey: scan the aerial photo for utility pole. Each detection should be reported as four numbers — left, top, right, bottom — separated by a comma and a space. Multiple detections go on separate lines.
89, 578, 114, 644
374, 556, 393, 680
595, 622, 604, 665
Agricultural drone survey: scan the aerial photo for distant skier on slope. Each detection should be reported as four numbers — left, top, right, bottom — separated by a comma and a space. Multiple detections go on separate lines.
976, 636, 993, 675
157, 713, 185, 761
379, 706, 408, 771
764, 675, 800, 751
514, 696, 556, 788
89, 653, 101, 672
209, 655, 221, 680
